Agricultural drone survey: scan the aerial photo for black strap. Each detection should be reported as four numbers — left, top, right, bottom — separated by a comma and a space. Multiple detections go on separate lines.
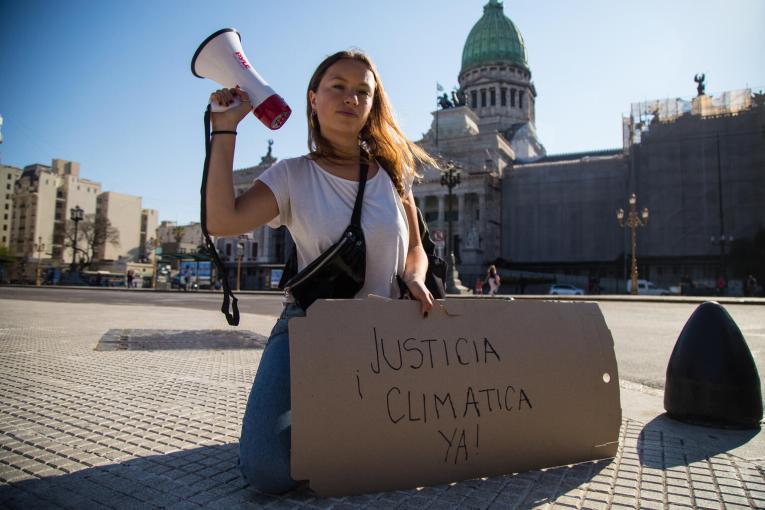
200, 105, 240, 326
350, 152, 369, 227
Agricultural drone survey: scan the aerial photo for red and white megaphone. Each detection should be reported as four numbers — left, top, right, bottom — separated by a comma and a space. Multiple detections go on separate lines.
192, 28, 291, 130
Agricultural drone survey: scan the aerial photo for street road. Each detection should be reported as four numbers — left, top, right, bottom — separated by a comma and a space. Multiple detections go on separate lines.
0, 286, 286, 317
1, 286, 763, 391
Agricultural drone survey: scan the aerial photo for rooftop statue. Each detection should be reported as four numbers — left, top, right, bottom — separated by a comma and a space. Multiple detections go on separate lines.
438, 93, 454, 110
694, 73, 706, 96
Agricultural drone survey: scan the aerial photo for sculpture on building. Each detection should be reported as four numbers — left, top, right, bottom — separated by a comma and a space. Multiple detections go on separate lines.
694, 73, 706, 96
438, 93, 454, 109
259, 139, 277, 166
451, 88, 466, 107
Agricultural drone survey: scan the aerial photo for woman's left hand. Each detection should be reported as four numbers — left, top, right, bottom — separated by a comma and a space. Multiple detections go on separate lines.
405, 278, 434, 317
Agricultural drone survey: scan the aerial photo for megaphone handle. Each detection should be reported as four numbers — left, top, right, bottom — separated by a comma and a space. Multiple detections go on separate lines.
210, 97, 244, 113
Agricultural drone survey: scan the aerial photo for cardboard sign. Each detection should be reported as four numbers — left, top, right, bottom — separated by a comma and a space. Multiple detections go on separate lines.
290, 299, 621, 496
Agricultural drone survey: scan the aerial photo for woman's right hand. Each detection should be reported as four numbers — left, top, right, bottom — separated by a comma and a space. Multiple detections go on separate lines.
209, 86, 252, 130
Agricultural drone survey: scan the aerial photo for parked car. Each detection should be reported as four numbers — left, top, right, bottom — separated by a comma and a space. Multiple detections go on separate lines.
549, 284, 585, 295
626, 279, 671, 295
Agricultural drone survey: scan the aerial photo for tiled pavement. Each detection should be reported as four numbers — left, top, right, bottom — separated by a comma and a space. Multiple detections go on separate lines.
1, 298, 764, 509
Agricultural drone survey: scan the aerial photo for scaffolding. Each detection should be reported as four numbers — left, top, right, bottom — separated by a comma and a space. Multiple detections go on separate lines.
623, 88, 757, 146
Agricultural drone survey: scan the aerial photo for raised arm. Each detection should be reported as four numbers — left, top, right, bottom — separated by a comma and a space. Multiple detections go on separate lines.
205, 87, 280, 236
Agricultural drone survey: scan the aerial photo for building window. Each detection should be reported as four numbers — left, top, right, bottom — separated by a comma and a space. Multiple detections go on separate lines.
510, 89, 516, 107
518, 90, 524, 109
2, 236, 5, 243
501, 88, 507, 106
490, 88, 496, 106
225, 244, 231, 257
5, 184, 9, 190
480, 89, 486, 107
252, 243, 258, 258
471, 90, 477, 108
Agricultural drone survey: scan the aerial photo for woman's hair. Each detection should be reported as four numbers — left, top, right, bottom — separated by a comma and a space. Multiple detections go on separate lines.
487, 265, 497, 277
306, 50, 437, 197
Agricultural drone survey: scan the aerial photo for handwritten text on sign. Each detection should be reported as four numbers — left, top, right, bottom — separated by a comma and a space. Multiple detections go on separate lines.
358, 327, 533, 464
289, 299, 620, 497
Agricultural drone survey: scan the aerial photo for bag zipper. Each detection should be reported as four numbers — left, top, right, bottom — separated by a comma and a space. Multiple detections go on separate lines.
284, 231, 353, 293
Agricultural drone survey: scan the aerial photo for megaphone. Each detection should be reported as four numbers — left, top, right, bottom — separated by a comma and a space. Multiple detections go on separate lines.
192, 28, 291, 130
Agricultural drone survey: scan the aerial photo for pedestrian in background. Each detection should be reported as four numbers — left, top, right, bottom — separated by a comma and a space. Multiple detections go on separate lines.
486, 264, 500, 296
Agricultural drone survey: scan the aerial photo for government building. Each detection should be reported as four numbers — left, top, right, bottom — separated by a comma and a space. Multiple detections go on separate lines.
222, 0, 765, 294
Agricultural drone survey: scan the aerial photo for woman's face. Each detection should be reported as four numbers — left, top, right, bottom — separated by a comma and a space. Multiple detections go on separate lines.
309, 58, 376, 140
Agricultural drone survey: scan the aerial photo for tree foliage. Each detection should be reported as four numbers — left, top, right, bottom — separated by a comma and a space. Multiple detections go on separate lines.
64, 214, 120, 270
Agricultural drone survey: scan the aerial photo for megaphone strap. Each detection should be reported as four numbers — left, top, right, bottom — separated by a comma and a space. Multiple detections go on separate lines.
200, 105, 240, 326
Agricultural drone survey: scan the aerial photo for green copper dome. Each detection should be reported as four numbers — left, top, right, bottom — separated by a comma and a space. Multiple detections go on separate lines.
461, 0, 528, 72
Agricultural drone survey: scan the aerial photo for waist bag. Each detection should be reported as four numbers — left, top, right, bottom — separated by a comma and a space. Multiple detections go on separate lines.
279, 159, 368, 310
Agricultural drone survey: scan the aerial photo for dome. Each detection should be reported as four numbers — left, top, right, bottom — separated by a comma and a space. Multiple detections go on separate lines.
461, 0, 528, 72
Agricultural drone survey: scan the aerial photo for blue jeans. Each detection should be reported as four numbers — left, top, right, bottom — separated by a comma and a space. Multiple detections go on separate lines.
239, 303, 305, 494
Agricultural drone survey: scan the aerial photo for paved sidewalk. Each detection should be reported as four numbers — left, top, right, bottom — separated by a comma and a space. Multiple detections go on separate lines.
1, 298, 763, 509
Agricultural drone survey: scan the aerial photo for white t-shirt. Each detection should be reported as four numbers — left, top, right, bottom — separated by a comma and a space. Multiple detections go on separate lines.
257, 156, 411, 300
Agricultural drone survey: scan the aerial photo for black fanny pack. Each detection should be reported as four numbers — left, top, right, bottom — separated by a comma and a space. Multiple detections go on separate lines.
279, 159, 369, 310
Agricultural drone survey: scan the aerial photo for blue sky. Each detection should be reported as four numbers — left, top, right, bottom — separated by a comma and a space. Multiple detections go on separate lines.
1, 0, 763, 225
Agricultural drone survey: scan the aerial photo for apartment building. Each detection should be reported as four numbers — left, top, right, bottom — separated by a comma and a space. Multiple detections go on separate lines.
95, 191, 142, 262
11, 159, 101, 266
0, 164, 22, 247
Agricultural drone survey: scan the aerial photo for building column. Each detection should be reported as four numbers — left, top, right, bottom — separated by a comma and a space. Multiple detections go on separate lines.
437, 195, 445, 231
261, 227, 270, 261
457, 193, 466, 242
478, 193, 486, 250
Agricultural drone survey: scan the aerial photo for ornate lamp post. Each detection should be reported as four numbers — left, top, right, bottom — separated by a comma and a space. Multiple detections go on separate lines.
440, 160, 467, 294
69, 205, 84, 272
617, 193, 649, 295
34, 236, 46, 287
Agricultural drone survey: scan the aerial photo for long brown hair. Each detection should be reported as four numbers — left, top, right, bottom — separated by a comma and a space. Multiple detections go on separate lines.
306, 50, 437, 197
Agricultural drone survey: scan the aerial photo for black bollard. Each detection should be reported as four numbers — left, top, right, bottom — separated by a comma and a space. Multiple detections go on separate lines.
664, 301, 762, 428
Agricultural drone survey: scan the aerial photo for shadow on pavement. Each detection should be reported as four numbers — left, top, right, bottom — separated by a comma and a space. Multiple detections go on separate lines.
0, 442, 611, 509
94, 328, 268, 351
638, 413, 760, 468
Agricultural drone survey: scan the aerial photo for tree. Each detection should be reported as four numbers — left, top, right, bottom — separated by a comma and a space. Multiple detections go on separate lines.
64, 214, 120, 270
0, 244, 16, 283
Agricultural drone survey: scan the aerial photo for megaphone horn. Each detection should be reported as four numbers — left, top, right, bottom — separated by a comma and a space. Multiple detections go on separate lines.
191, 28, 291, 130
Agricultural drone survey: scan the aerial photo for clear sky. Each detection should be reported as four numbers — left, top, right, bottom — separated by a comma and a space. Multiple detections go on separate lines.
1, 0, 763, 225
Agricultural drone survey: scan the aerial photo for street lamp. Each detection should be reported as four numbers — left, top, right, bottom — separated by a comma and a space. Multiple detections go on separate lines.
33, 236, 46, 287
617, 193, 649, 295
440, 160, 466, 294
69, 205, 84, 272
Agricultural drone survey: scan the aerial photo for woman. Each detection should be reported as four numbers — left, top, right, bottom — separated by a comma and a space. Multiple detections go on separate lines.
205, 50, 437, 494
486, 264, 501, 296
